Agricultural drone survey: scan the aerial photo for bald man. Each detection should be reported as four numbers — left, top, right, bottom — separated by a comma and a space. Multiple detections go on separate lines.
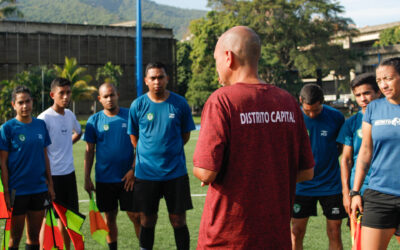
83, 83, 140, 250
193, 26, 315, 249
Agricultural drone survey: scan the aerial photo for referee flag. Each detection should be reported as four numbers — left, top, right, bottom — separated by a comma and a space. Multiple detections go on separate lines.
89, 194, 109, 246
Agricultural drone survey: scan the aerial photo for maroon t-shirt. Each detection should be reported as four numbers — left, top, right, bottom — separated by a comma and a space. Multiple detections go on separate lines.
194, 83, 314, 249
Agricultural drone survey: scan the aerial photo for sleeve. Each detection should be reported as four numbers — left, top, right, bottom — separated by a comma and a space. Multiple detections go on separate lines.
0, 125, 8, 151
83, 116, 96, 143
127, 102, 139, 136
71, 112, 82, 134
363, 103, 373, 124
180, 99, 196, 133
296, 106, 315, 171
42, 122, 52, 147
193, 95, 229, 172
336, 119, 353, 146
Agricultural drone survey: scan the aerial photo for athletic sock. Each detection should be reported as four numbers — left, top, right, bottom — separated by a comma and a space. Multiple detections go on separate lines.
108, 241, 117, 250
25, 244, 39, 250
139, 225, 155, 250
8, 247, 18, 250
173, 225, 190, 250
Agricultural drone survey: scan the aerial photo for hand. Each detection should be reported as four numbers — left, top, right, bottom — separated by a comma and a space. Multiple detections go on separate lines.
122, 169, 135, 191
84, 177, 95, 197
48, 184, 56, 201
350, 195, 363, 220
343, 193, 351, 215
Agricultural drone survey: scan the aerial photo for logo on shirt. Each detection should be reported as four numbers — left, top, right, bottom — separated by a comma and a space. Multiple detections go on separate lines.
147, 113, 154, 121
169, 113, 175, 119
320, 130, 328, 136
374, 117, 400, 126
19, 134, 26, 142
122, 123, 127, 128
293, 204, 301, 213
357, 129, 362, 138
38, 134, 43, 140
332, 207, 340, 215
61, 127, 68, 135
103, 124, 109, 131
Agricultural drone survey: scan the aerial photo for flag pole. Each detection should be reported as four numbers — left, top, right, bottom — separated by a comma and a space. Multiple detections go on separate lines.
136, 0, 143, 97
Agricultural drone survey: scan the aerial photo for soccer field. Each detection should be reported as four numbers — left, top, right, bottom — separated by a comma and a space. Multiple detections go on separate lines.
1, 129, 399, 249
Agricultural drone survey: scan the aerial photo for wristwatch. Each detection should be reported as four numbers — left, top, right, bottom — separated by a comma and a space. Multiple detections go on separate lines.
349, 190, 361, 198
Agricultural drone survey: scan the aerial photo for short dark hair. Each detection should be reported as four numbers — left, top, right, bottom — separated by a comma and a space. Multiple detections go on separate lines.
299, 84, 324, 105
12, 85, 32, 102
379, 57, 400, 75
351, 72, 379, 92
145, 62, 167, 77
51, 77, 71, 90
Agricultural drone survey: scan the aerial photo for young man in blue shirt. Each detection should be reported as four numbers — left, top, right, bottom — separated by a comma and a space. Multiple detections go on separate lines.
336, 73, 381, 215
84, 83, 141, 250
128, 62, 195, 250
291, 83, 346, 250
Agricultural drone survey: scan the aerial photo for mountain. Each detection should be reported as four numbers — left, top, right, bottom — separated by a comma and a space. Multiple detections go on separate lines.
15, 0, 207, 39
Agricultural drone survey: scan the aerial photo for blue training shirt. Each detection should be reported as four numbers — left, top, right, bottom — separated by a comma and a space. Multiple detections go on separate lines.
296, 105, 344, 196
128, 92, 196, 181
364, 98, 400, 197
0, 118, 51, 195
84, 108, 133, 183
336, 111, 371, 195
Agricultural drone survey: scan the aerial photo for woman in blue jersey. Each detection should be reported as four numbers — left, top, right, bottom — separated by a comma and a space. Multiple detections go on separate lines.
0, 86, 55, 250
351, 57, 400, 249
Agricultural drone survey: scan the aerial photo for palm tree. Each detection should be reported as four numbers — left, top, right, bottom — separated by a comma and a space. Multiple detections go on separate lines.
0, 0, 23, 19
54, 57, 97, 113
96, 61, 123, 87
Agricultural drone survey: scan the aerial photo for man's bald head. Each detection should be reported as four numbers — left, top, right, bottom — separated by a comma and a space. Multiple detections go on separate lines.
98, 82, 117, 95
217, 26, 261, 67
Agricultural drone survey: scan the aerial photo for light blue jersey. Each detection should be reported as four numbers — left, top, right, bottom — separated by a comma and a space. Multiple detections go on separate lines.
84, 108, 133, 183
0, 118, 51, 195
364, 98, 400, 197
128, 92, 195, 181
296, 105, 344, 196
336, 111, 371, 194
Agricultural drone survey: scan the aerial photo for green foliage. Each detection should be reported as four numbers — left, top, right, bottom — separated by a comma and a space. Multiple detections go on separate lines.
96, 61, 123, 87
0, 66, 55, 122
0, 0, 23, 19
375, 26, 400, 47
186, 0, 356, 107
17, 0, 206, 39
176, 41, 192, 96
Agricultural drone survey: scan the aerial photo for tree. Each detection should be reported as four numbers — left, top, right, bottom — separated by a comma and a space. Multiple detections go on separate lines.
186, 0, 356, 107
176, 41, 193, 96
375, 26, 400, 47
54, 56, 97, 113
95, 61, 123, 87
0, 0, 23, 19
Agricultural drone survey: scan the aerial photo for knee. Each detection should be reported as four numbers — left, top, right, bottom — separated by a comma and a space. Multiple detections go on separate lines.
291, 226, 306, 239
327, 224, 341, 239
141, 214, 157, 228
128, 212, 140, 224
169, 214, 186, 228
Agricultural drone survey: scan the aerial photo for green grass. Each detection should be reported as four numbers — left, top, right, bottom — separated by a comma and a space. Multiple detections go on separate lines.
1, 129, 399, 249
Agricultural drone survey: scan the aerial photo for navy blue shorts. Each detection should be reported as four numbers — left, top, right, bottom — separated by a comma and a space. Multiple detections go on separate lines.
96, 182, 136, 212
12, 191, 48, 216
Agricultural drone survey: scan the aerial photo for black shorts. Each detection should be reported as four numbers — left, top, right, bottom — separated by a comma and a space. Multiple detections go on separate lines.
12, 191, 48, 216
362, 189, 400, 234
133, 175, 193, 215
52, 172, 79, 217
292, 194, 347, 220
96, 182, 136, 212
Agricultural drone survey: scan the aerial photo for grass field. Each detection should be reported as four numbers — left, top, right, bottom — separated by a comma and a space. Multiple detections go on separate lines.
1, 128, 399, 249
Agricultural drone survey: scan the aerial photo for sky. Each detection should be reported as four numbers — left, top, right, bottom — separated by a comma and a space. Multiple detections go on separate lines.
151, 0, 400, 28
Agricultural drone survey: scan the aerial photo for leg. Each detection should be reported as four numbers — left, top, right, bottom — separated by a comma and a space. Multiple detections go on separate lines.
59, 219, 71, 250
104, 209, 118, 244
169, 213, 189, 250
361, 227, 394, 250
127, 211, 141, 239
39, 219, 46, 250
25, 210, 45, 249
291, 217, 309, 250
326, 219, 343, 250
9, 214, 26, 248
139, 213, 157, 250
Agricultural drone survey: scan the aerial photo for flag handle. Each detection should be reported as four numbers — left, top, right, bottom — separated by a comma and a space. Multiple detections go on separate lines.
48, 204, 59, 250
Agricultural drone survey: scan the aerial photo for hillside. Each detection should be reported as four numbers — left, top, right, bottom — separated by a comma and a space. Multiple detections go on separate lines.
15, 0, 207, 39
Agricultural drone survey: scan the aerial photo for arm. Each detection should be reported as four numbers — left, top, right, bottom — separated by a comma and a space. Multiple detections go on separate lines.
84, 142, 96, 196
193, 167, 218, 186
182, 132, 190, 145
44, 148, 55, 201
340, 144, 354, 215
0, 150, 10, 210
72, 131, 82, 144
296, 168, 314, 183
350, 122, 373, 218
129, 134, 138, 148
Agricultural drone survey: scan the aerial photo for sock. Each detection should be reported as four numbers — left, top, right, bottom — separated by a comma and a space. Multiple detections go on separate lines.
139, 226, 155, 250
8, 248, 18, 250
173, 225, 190, 250
25, 244, 40, 250
108, 241, 117, 250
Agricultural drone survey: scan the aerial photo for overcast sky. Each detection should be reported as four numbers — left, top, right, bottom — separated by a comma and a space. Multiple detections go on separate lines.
151, 0, 400, 27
